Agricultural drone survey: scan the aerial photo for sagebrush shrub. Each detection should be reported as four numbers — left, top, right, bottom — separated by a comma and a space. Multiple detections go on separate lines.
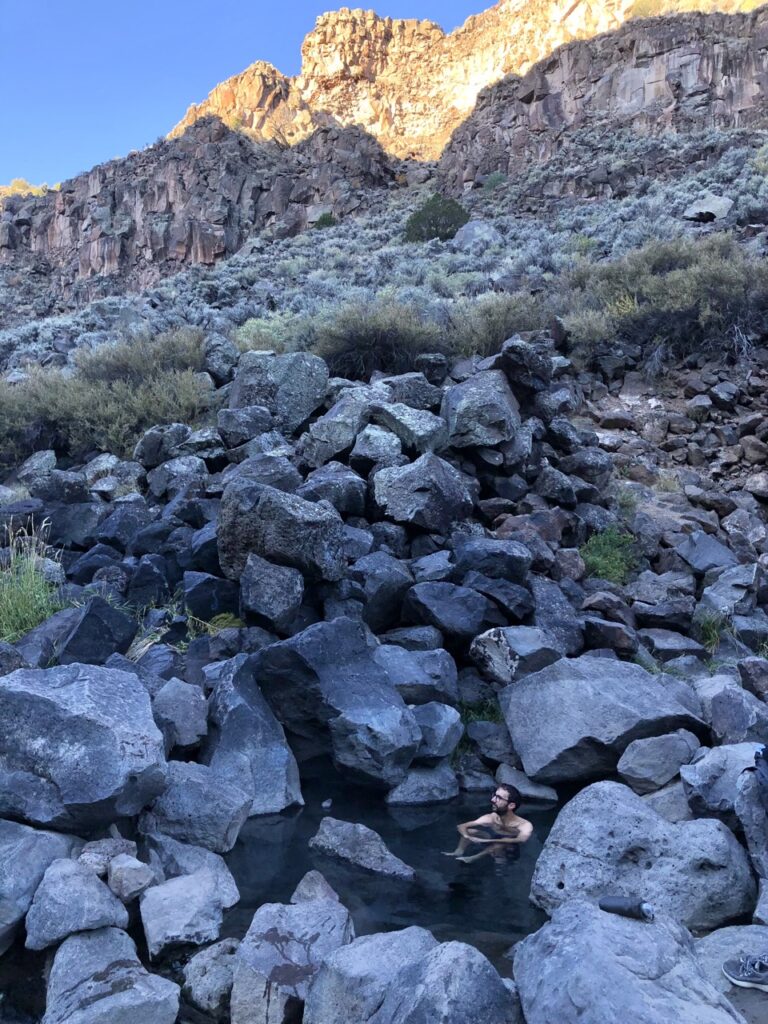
404, 194, 470, 243
580, 528, 637, 585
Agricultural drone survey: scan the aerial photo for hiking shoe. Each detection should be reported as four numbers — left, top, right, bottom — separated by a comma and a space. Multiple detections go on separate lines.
722, 953, 768, 991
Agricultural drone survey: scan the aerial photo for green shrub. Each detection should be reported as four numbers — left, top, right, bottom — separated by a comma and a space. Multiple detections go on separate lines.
310, 296, 447, 379
563, 235, 768, 364
482, 172, 507, 192
404, 194, 470, 243
74, 327, 205, 384
0, 526, 65, 643
446, 291, 546, 357
580, 527, 637, 585
313, 212, 338, 229
0, 355, 212, 471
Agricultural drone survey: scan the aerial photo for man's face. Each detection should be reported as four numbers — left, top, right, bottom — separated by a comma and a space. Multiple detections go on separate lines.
491, 789, 512, 813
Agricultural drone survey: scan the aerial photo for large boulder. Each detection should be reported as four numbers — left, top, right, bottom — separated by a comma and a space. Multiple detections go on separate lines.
0, 664, 167, 830
441, 370, 520, 448
239, 552, 304, 631
230, 899, 354, 1024
514, 900, 745, 1024
501, 656, 705, 783
43, 927, 179, 1024
183, 938, 239, 1022
229, 351, 329, 433
309, 817, 415, 880
373, 453, 475, 533
680, 743, 763, 828
201, 655, 303, 815
140, 761, 250, 854
254, 618, 420, 789
218, 481, 346, 581
531, 782, 755, 931
618, 730, 701, 795
143, 832, 239, 908
304, 927, 516, 1024
403, 582, 503, 640
140, 869, 224, 959
471, 626, 562, 683
55, 596, 138, 665
303, 927, 438, 1024
0, 820, 79, 955
25, 858, 128, 950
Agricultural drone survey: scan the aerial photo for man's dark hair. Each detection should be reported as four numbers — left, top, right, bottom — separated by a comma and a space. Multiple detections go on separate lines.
497, 783, 521, 808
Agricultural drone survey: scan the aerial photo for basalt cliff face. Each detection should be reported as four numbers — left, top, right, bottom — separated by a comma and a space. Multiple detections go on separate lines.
2, 0, 768, 320
0, 120, 393, 318
171, 0, 753, 160
440, 8, 768, 193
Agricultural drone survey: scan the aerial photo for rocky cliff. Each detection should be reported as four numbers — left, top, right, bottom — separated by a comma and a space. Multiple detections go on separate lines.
0, 119, 393, 317
440, 7, 768, 192
171, 0, 754, 160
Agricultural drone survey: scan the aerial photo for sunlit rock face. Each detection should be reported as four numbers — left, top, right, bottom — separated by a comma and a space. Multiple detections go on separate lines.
170, 0, 753, 160
439, 7, 768, 192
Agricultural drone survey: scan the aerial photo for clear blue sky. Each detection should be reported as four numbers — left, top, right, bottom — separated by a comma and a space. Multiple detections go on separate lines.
0, 0, 486, 186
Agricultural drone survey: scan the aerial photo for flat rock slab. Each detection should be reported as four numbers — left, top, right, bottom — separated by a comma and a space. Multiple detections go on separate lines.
501, 655, 705, 783
531, 781, 755, 932
309, 817, 415, 880
514, 900, 745, 1024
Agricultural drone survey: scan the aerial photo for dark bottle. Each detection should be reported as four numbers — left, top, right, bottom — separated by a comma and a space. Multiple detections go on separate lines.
598, 896, 655, 922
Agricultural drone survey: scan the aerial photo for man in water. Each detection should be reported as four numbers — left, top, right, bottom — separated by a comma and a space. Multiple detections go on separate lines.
443, 783, 533, 863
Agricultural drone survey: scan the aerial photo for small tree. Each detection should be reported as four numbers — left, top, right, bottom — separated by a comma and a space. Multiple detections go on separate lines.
404, 194, 470, 243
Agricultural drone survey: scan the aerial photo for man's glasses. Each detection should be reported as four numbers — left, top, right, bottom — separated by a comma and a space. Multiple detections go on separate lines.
491, 792, 509, 802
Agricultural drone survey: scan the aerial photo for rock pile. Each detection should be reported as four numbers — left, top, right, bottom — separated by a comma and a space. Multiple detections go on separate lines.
2, 330, 768, 1020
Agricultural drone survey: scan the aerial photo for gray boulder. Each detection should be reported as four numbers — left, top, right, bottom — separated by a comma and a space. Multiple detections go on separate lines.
680, 743, 763, 828
0, 664, 167, 830
107, 854, 155, 902
735, 769, 768, 879
471, 626, 562, 683
303, 927, 438, 1024
201, 655, 303, 815
618, 730, 701, 794
152, 677, 208, 751
255, 618, 420, 789
373, 644, 459, 704
0, 820, 78, 955
302, 928, 515, 1024
309, 817, 415, 880
441, 370, 520, 448
140, 761, 250, 853
300, 384, 390, 467
229, 351, 329, 433
642, 780, 695, 823
143, 832, 239, 908
453, 536, 532, 583
412, 702, 463, 765
711, 686, 768, 745
219, 481, 346, 581
677, 531, 738, 573
239, 552, 304, 631
291, 870, 340, 904
43, 927, 179, 1024
297, 461, 367, 515
371, 402, 448, 453
403, 582, 502, 640
183, 938, 239, 1022
514, 900, 744, 1024
501, 656, 705, 783
373, 453, 475, 533
348, 552, 413, 633
531, 781, 755, 931
140, 869, 223, 959
230, 899, 354, 1024
385, 764, 459, 805
25, 858, 128, 950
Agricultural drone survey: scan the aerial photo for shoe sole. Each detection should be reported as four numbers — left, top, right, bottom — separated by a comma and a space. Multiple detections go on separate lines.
722, 966, 768, 991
